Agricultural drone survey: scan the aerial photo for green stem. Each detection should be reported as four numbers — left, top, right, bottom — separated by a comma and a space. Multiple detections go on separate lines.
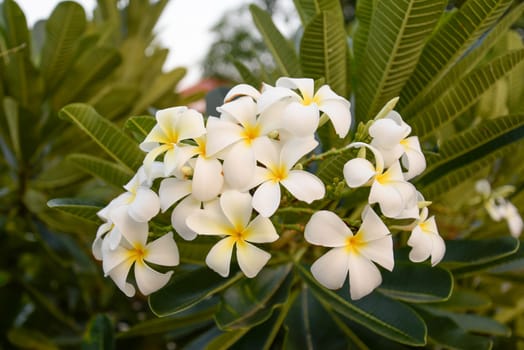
276, 207, 316, 215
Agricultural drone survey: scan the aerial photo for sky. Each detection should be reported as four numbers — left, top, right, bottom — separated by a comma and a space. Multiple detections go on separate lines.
16, 0, 296, 88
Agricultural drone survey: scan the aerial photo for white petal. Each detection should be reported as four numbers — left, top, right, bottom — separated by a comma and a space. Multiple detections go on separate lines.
140, 125, 165, 151
224, 84, 261, 102
143, 144, 170, 176
407, 227, 433, 263
186, 208, 230, 237
163, 148, 179, 177
171, 196, 201, 240
220, 190, 253, 228
276, 77, 314, 99
347, 253, 382, 300
205, 117, 243, 156
111, 206, 149, 246
244, 215, 279, 243
105, 226, 123, 251
369, 182, 405, 218
305, 210, 352, 247
401, 136, 426, 180
505, 203, 523, 237
258, 85, 300, 114
252, 138, 280, 168
343, 158, 376, 188
217, 96, 257, 128
358, 206, 390, 241
206, 237, 236, 277
316, 91, 351, 138
359, 236, 394, 271
310, 247, 349, 289
280, 138, 318, 168
128, 187, 160, 222
192, 157, 224, 202
369, 111, 410, 148
106, 259, 135, 297
144, 232, 180, 266
252, 181, 281, 217
102, 245, 131, 275
236, 241, 271, 278
371, 142, 404, 167
159, 178, 192, 212
282, 170, 325, 203
156, 106, 187, 139
430, 232, 446, 266
134, 261, 173, 295
281, 103, 319, 137
223, 142, 255, 189
174, 108, 206, 141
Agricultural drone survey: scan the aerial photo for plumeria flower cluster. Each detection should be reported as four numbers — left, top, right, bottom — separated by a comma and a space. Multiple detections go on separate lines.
475, 179, 523, 237
92, 78, 445, 301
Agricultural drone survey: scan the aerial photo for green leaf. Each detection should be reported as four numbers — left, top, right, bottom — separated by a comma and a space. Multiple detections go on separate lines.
215, 264, 293, 331
3, 96, 20, 159
399, 0, 514, 111
356, 0, 445, 121
7, 328, 58, 350
124, 115, 156, 141
232, 60, 262, 89
31, 158, 86, 190
59, 103, 144, 172
206, 329, 250, 350
292, 0, 319, 26
149, 267, 243, 317
47, 198, 102, 224
52, 46, 121, 108
89, 85, 139, 120
379, 262, 453, 303
40, 1, 86, 92
410, 49, 524, 137
416, 308, 492, 350
130, 67, 186, 115
441, 236, 519, 275
82, 314, 114, 350
401, 3, 524, 118
352, 0, 375, 67
300, 11, 347, 96
296, 264, 427, 346
67, 153, 133, 188
249, 4, 302, 77
433, 288, 492, 311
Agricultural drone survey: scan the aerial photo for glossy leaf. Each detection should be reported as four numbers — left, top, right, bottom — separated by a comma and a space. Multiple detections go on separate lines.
410, 49, 524, 137
352, 0, 374, 67
59, 103, 144, 172
400, 0, 514, 111
67, 153, 133, 188
379, 262, 453, 303
300, 11, 347, 96
296, 264, 427, 346
89, 85, 139, 120
149, 267, 243, 317
356, 0, 445, 120
7, 328, 58, 350
250, 4, 302, 78
40, 1, 86, 92
292, 0, 319, 26
124, 115, 156, 141
215, 264, 293, 330
433, 288, 492, 311
82, 314, 115, 350
47, 198, 102, 224
31, 158, 86, 190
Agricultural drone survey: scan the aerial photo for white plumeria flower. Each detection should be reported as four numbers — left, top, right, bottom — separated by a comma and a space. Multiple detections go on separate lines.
501, 202, 523, 238
140, 106, 206, 177
102, 226, 179, 297
186, 191, 279, 278
258, 77, 351, 138
369, 110, 426, 180
343, 142, 417, 218
252, 138, 325, 217
305, 207, 394, 300
206, 96, 280, 189
407, 207, 446, 266
158, 176, 219, 241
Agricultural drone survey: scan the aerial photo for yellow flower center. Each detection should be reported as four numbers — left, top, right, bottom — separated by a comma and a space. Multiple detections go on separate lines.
345, 234, 365, 254
129, 243, 147, 264
375, 171, 391, 185
301, 93, 320, 106
195, 138, 207, 158
268, 164, 288, 183
228, 224, 249, 243
419, 220, 431, 233
242, 124, 261, 145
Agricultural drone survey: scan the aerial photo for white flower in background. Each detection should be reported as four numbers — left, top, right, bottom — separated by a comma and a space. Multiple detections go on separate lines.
407, 207, 446, 266
343, 142, 417, 218
186, 191, 279, 278
252, 138, 325, 217
305, 207, 394, 300
475, 179, 522, 237
369, 110, 426, 180
223, 83, 261, 102
102, 226, 179, 297
140, 106, 206, 177
258, 77, 351, 138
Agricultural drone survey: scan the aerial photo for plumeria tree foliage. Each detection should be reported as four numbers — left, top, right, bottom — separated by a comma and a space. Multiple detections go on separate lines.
31, 0, 524, 349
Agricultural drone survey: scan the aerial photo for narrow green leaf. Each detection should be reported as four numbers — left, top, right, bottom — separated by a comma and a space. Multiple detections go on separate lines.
352, 0, 375, 66
206, 329, 250, 350
215, 264, 293, 330
149, 267, 243, 317
410, 49, 524, 136
89, 85, 140, 120
7, 328, 58, 350
47, 198, 102, 224
250, 4, 302, 77
67, 153, 133, 188
292, 0, 319, 26
379, 262, 453, 303
31, 158, 86, 190
300, 11, 347, 95
356, 0, 446, 120
296, 264, 427, 346
124, 115, 156, 141
82, 314, 114, 350
130, 67, 186, 115
59, 103, 144, 171
233, 60, 262, 89
402, 3, 524, 118
40, 1, 86, 92
3, 97, 20, 158
400, 0, 514, 111
433, 288, 492, 311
